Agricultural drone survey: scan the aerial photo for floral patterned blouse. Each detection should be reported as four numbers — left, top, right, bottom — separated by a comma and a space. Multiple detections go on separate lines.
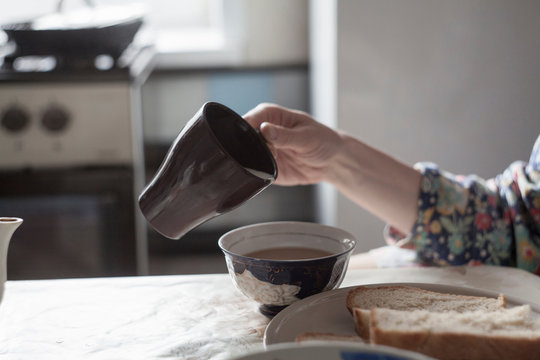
389, 135, 540, 274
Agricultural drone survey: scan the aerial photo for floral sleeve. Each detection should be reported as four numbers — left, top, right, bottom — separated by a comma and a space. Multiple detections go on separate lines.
397, 135, 540, 274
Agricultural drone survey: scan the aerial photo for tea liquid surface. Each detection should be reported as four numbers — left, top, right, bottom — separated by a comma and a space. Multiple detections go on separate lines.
244, 247, 333, 260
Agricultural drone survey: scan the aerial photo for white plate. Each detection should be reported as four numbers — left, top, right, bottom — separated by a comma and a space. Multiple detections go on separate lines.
231, 342, 436, 360
264, 282, 540, 346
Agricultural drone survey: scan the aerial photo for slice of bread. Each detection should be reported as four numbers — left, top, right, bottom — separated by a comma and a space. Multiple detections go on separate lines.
347, 285, 506, 339
369, 305, 540, 360
295, 332, 363, 343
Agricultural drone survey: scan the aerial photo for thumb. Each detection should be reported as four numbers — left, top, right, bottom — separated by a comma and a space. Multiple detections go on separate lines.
260, 122, 296, 148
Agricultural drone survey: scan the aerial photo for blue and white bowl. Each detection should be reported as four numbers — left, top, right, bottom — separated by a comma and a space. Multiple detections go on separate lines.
218, 221, 356, 317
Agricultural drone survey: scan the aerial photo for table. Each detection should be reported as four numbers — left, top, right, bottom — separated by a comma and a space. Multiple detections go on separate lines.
1, 266, 539, 360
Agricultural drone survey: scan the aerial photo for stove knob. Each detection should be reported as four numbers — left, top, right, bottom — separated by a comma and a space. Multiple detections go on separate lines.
42, 107, 70, 133
1, 106, 30, 133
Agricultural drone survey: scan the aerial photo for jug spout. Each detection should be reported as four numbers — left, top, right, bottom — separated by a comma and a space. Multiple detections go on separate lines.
0, 217, 23, 305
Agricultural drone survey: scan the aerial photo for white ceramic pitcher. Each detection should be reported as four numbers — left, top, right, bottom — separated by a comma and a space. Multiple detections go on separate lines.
0, 217, 22, 304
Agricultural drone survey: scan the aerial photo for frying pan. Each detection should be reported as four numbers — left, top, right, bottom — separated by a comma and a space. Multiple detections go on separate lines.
1, 0, 145, 59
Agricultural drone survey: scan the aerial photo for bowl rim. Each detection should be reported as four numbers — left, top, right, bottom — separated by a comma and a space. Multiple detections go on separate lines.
218, 221, 357, 262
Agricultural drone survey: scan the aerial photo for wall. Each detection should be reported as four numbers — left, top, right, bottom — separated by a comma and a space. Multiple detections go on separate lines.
153, 0, 310, 69
312, 0, 540, 252
241, 0, 309, 66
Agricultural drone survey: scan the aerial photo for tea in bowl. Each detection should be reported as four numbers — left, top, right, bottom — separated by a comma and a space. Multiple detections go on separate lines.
218, 221, 356, 317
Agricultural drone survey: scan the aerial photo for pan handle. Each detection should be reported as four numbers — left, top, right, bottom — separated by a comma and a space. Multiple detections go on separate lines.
56, 0, 96, 13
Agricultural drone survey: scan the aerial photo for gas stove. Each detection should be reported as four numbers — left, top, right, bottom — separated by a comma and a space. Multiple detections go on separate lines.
0, 45, 155, 169
0, 44, 155, 277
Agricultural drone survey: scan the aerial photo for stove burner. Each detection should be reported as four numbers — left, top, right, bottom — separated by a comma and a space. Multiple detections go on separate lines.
0, 43, 152, 78
4, 54, 116, 72
2, 49, 131, 72
5, 55, 56, 72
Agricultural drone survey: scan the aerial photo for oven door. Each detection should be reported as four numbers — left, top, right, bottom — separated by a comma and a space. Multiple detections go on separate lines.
0, 166, 140, 280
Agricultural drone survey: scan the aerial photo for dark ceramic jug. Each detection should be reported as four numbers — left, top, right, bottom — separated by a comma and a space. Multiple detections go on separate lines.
139, 102, 277, 239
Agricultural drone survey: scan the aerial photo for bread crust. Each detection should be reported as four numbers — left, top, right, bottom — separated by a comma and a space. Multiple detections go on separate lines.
351, 308, 371, 340
346, 285, 506, 313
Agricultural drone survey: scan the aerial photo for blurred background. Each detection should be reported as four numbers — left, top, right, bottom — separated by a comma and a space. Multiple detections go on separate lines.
0, 0, 538, 279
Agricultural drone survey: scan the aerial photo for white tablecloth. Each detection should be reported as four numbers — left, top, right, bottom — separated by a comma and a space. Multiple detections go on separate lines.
1, 266, 539, 360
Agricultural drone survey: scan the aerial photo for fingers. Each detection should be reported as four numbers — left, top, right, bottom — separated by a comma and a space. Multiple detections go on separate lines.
245, 103, 320, 152
244, 103, 306, 129
243, 103, 281, 129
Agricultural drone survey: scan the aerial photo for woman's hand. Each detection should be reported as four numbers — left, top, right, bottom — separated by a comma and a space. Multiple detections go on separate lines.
244, 103, 343, 186
244, 103, 421, 235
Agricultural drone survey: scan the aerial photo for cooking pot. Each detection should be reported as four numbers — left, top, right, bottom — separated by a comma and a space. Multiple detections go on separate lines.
1, 0, 145, 59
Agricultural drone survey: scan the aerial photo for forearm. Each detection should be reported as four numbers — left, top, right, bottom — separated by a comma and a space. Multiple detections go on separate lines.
324, 133, 421, 234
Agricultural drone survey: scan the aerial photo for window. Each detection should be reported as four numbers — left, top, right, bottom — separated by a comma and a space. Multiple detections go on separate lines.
100, 0, 245, 68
